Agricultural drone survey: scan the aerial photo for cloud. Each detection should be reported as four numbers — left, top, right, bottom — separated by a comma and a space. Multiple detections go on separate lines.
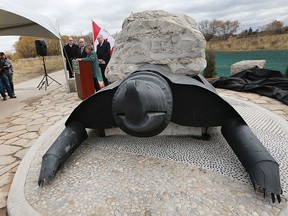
0, 36, 19, 53
1, 0, 288, 52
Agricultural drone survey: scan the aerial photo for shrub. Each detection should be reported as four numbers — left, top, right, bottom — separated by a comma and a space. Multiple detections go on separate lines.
203, 50, 217, 78
285, 65, 288, 77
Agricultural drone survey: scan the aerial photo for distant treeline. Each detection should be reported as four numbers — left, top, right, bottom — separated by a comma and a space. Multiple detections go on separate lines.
198, 19, 288, 41
10, 34, 94, 60
207, 33, 288, 51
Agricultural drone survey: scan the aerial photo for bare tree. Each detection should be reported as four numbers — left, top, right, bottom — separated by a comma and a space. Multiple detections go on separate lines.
198, 19, 240, 41
218, 20, 240, 39
198, 19, 221, 41
14, 36, 37, 58
264, 20, 284, 34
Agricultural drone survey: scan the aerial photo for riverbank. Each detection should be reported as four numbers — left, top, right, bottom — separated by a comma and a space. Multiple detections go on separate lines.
207, 33, 288, 51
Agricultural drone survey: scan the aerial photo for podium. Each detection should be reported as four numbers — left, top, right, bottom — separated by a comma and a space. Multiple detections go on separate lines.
73, 60, 95, 100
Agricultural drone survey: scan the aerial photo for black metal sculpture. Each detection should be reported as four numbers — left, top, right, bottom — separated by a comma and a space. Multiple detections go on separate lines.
38, 64, 282, 203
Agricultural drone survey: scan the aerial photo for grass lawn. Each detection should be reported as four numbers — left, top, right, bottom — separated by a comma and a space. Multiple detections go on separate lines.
13, 55, 64, 84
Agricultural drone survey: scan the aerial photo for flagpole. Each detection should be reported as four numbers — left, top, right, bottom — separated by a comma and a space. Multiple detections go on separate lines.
91, 20, 115, 55
91, 20, 95, 50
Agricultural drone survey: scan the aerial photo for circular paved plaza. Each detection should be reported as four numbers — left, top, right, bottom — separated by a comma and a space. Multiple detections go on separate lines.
8, 93, 288, 215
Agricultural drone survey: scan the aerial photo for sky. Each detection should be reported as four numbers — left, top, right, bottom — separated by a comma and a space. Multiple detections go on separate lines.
1, 0, 288, 53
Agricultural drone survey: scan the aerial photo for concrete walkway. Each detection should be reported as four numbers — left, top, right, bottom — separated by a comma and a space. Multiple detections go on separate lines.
0, 71, 287, 215
0, 70, 69, 121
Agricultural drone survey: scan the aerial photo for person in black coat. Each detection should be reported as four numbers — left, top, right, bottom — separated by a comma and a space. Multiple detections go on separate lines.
0, 52, 14, 93
63, 37, 79, 78
96, 34, 111, 86
0, 59, 16, 100
77, 38, 87, 58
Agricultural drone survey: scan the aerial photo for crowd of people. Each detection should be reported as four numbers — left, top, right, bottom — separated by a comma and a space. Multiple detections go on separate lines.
63, 36, 111, 91
0, 52, 16, 101
1, 35, 110, 101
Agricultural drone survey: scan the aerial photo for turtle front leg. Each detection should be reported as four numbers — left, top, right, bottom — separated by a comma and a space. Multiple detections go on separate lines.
221, 118, 282, 203
38, 121, 88, 187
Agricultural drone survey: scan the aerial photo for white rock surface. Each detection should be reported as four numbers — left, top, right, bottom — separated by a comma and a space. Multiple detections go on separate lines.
230, 60, 266, 75
106, 10, 206, 82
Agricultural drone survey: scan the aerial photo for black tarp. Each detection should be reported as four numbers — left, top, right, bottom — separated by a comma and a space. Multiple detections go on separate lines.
211, 67, 288, 105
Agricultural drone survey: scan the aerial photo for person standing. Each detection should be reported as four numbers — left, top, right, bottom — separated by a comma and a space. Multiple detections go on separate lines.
0, 78, 8, 100
77, 38, 87, 58
96, 34, 110, 86
63, 37, 79, 78
0, 58, 16, 100
0, 52, 14, 93
76, 45, 104, 91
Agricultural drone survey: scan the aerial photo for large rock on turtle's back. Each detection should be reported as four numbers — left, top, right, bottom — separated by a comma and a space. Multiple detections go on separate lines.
106, 10, 207, 82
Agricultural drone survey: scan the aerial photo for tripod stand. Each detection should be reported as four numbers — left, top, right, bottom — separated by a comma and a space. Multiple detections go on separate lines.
37, 56, 61, 90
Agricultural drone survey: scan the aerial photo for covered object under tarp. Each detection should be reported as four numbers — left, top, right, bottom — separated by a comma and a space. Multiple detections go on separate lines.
0, 0, 70, 90
211, 67, 288, 105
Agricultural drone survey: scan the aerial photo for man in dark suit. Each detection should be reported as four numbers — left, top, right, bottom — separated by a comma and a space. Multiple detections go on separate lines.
63, 37, 79, 78
96, 34, 111, 86
77, 38, 87, 58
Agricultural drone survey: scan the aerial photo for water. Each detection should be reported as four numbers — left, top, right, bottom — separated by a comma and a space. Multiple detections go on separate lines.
215, 50, 288, 77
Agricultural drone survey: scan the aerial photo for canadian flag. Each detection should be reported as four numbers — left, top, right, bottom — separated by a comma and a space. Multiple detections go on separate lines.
92, 21, 115, 56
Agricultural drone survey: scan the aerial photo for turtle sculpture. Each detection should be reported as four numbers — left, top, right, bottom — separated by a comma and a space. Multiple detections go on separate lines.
38, 64, 282, 203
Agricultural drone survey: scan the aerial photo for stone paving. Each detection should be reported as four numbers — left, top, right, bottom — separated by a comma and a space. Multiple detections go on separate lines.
216, 89, 288, 122
0, 85, 81, 216
0, 82, 287, 215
